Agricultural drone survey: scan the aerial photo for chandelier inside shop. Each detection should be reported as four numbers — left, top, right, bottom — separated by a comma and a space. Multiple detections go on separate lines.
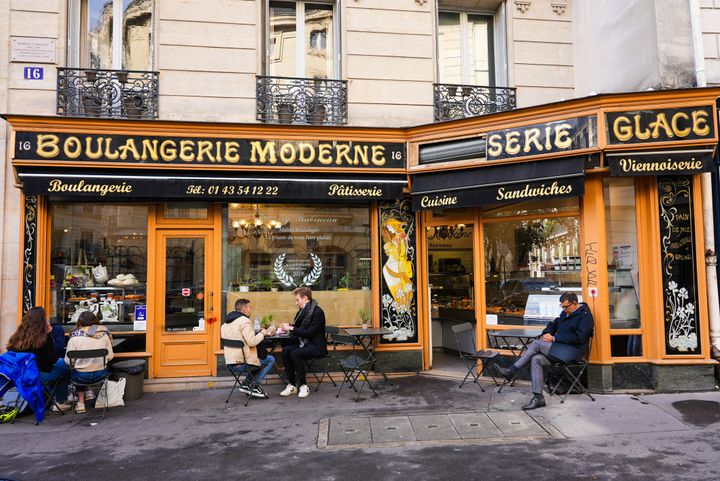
229, 204, 284, 240
427, 224, 468, 240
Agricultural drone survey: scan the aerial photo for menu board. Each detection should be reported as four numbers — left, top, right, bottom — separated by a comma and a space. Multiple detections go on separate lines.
658, 176, 701, 355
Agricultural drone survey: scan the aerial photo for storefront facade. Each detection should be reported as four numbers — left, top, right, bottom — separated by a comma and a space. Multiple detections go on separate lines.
6, 87, 720, 391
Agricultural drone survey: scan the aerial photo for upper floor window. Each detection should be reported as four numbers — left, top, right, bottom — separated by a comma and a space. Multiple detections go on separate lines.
68, 0, 153, 70
438, 11, 494, 85
267, 1, 337, 79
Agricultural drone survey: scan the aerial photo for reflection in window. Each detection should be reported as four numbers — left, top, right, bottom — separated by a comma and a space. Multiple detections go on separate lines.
611, 335, 643, 357
50, 203, 148, 352
484, 216, 581, 326
482, 197, 579, 218
438, 11, 493, 85
86, 0, 153, 70
224, 204, 371, 326
428, 224, 475, 317
605, 178, 641, 330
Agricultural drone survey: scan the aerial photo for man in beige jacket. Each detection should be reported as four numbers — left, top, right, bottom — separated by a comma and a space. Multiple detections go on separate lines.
221, 299, 274, 398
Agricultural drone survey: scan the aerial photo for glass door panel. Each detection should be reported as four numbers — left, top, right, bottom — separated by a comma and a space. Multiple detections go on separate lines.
164, 237, 206, 332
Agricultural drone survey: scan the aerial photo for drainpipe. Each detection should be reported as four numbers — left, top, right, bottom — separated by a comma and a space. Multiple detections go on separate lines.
690, 0, 720, 358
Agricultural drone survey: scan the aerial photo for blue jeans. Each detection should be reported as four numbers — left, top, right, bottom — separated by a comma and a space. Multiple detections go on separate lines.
71, 369, 109, 392
228, 355, 275, 382
39, 359, 70, 402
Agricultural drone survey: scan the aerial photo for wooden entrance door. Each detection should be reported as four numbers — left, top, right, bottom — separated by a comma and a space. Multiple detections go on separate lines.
154, 229, 217, 377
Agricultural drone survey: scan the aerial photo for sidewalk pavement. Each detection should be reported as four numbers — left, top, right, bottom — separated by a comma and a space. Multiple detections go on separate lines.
1, 373, 720, 481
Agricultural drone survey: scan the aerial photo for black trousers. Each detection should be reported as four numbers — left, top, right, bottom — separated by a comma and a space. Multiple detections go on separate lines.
281, 340, 320, 386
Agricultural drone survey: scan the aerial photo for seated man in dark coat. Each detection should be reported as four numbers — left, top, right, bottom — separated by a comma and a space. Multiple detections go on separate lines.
497, 292, 594, 410
279, 287, 327, 399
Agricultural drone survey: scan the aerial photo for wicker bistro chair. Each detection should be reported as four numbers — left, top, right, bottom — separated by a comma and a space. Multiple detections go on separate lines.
66, 348, 111, 418
303, 326, 339, 392
450, 322, 500, 391
221, 338, 267, 406
545, 336, 596, 404
329, 328, 377, 402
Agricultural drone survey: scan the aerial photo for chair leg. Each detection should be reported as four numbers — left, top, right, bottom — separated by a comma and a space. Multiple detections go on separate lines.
43, 383, 65, 416
480, 359, 501, 387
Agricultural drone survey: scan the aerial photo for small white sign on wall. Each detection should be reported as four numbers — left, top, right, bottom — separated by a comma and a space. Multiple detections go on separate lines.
11, 37, 56, 63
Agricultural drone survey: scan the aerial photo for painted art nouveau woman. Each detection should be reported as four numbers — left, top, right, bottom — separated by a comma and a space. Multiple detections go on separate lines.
382, 218, 414, 311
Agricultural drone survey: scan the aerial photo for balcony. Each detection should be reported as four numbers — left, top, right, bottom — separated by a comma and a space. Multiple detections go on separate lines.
433, 84, 516, 122
57, 68, 159, 119
256, 75, 348, 125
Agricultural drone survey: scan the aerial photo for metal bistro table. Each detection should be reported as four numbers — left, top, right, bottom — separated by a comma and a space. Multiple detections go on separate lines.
343, 327, 393, 386
487, 328, 543, 392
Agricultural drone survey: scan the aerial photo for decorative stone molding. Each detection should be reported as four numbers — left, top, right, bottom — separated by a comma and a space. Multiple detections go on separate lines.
551, 2, 567, 15
415, 0, 428, 4
515, 0, 531, 13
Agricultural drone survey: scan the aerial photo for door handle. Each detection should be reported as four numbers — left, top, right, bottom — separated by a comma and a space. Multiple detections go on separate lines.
206, 290, 217, 324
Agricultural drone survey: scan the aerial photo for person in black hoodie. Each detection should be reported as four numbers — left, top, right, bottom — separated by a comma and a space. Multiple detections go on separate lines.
279, 287, 327, 399
497, 292, 594, 410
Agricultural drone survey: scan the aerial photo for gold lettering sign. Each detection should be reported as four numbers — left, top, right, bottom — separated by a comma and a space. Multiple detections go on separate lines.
618, 157, 705, 173
496, 181, 573, 201
327, 184, 384, 197
608, 107, 714, 144
16, 133, 405, 170
47, 179, 133, 196
420, 194, 458, 208
486, 117, 592, 160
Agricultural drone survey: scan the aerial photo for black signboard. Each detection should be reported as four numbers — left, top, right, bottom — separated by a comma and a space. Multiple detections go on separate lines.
606, 106, 715, 146
486, 116, 595, 161
607, 150, 715, 176
13, 131, 406, 170
19, 172, 407, 202
658, 176, 701, 355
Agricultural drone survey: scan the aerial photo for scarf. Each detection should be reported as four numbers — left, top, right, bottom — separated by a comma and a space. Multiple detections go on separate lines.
70, 325, 111, 340
293, 299, 317, 345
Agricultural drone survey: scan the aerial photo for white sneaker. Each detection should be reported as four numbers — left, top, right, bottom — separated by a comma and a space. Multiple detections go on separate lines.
75, 403, 86, 414
298, 385, 310, 398
52, 402, 73, 412
279, 384, 297, 397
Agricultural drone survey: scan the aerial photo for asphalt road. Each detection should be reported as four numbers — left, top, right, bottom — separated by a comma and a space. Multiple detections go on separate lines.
1, 375, 719, 481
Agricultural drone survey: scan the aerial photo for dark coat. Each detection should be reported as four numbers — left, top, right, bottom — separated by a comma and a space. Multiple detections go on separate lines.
542, 302, 594, 363
291, 303, 327, 356
12, 334, 58, 373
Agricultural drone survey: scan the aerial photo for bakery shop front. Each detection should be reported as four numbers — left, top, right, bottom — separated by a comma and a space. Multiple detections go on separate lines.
7, 116, 423, 378
407, 89, 720, 391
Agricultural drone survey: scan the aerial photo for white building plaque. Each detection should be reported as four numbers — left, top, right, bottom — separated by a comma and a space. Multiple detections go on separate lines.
11, 37, 56, 64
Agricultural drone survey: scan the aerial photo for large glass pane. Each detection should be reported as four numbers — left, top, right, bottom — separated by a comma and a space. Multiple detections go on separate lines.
269, 1, 297, 77
484, 216, 582, 326
611, 335, 643, 357
482, 198, 579, 219
122, 0, 153, 70
50, 204, 148, 353
305, 3, 333, 78
604, 178, 641, 330
88, 0, 114, 69
164, 238, 206, 332
438, 12, 462, 84
225, 204, 371, 327
466, 15, 492, 86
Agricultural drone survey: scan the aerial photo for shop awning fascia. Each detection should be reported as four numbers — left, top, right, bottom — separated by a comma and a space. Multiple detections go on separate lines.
605, 148, 716, 176
411, 156, 587, 211
17, 169, 408, 202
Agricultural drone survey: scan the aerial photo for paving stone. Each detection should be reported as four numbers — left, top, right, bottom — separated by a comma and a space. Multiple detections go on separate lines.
409, 414, 461, 441
487, 411, 548, 437
448, 413, 504, 439
328, 416, 371, 445
370, 416, 416, 443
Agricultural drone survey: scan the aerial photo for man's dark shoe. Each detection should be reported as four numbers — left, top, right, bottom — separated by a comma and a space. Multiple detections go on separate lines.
522, 396, 546, 410
496, 365, 517, 381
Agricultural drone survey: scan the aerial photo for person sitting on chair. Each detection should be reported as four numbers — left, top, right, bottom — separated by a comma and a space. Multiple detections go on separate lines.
497, 292, 594, 410
64, 311, 114, 413
7, 306, 72, 412
279, 287, 327, 399
221, 298, 274, 399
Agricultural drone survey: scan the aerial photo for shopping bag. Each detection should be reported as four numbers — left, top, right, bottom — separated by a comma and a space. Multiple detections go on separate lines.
95, 378, 126, 408
92, 263, 109, 284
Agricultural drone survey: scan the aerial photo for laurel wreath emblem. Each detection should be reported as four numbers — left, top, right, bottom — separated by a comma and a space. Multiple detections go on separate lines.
274, 253, 323, 287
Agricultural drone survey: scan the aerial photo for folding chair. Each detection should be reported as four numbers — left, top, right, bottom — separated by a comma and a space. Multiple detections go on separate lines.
450, 322, 499, 391
331, 329, 377, 402
221, 338, 267, 406
546, 337, 595, 404
303, 326, 339, 392
0, 373, 21, 424
42, 378, 66, 416
67, 349, 111, 418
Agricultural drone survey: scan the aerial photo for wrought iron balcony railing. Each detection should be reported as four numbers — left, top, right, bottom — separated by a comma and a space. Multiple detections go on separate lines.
433, 83, 516, 122
57, 68, 159, 119
256, 75, 348, 125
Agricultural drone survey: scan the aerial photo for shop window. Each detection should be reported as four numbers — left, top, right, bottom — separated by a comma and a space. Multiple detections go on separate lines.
610, 335, 643, 357
267, 1, 336, 79
484, 216, 581, 327
224, 204, 371, 327
68, 0, 154, 70
604, 178, 641, 332
50, 203, 148, 353
482, 198, 579, 219
163, 202, 209, 220
438, 11, 494, 85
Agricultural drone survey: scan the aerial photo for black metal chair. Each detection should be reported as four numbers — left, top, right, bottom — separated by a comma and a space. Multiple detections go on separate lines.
221, 338, 267, 406
42, 378, 66, 416
67, 348, 111, 418
303, 326, 339, 392
546, 337, 596, 404
450, 322, 500, 391
331, 328, 377, 402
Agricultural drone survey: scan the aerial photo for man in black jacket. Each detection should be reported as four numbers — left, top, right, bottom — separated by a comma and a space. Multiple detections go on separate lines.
497, 292, 594, 410
279, 287, 327, 399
